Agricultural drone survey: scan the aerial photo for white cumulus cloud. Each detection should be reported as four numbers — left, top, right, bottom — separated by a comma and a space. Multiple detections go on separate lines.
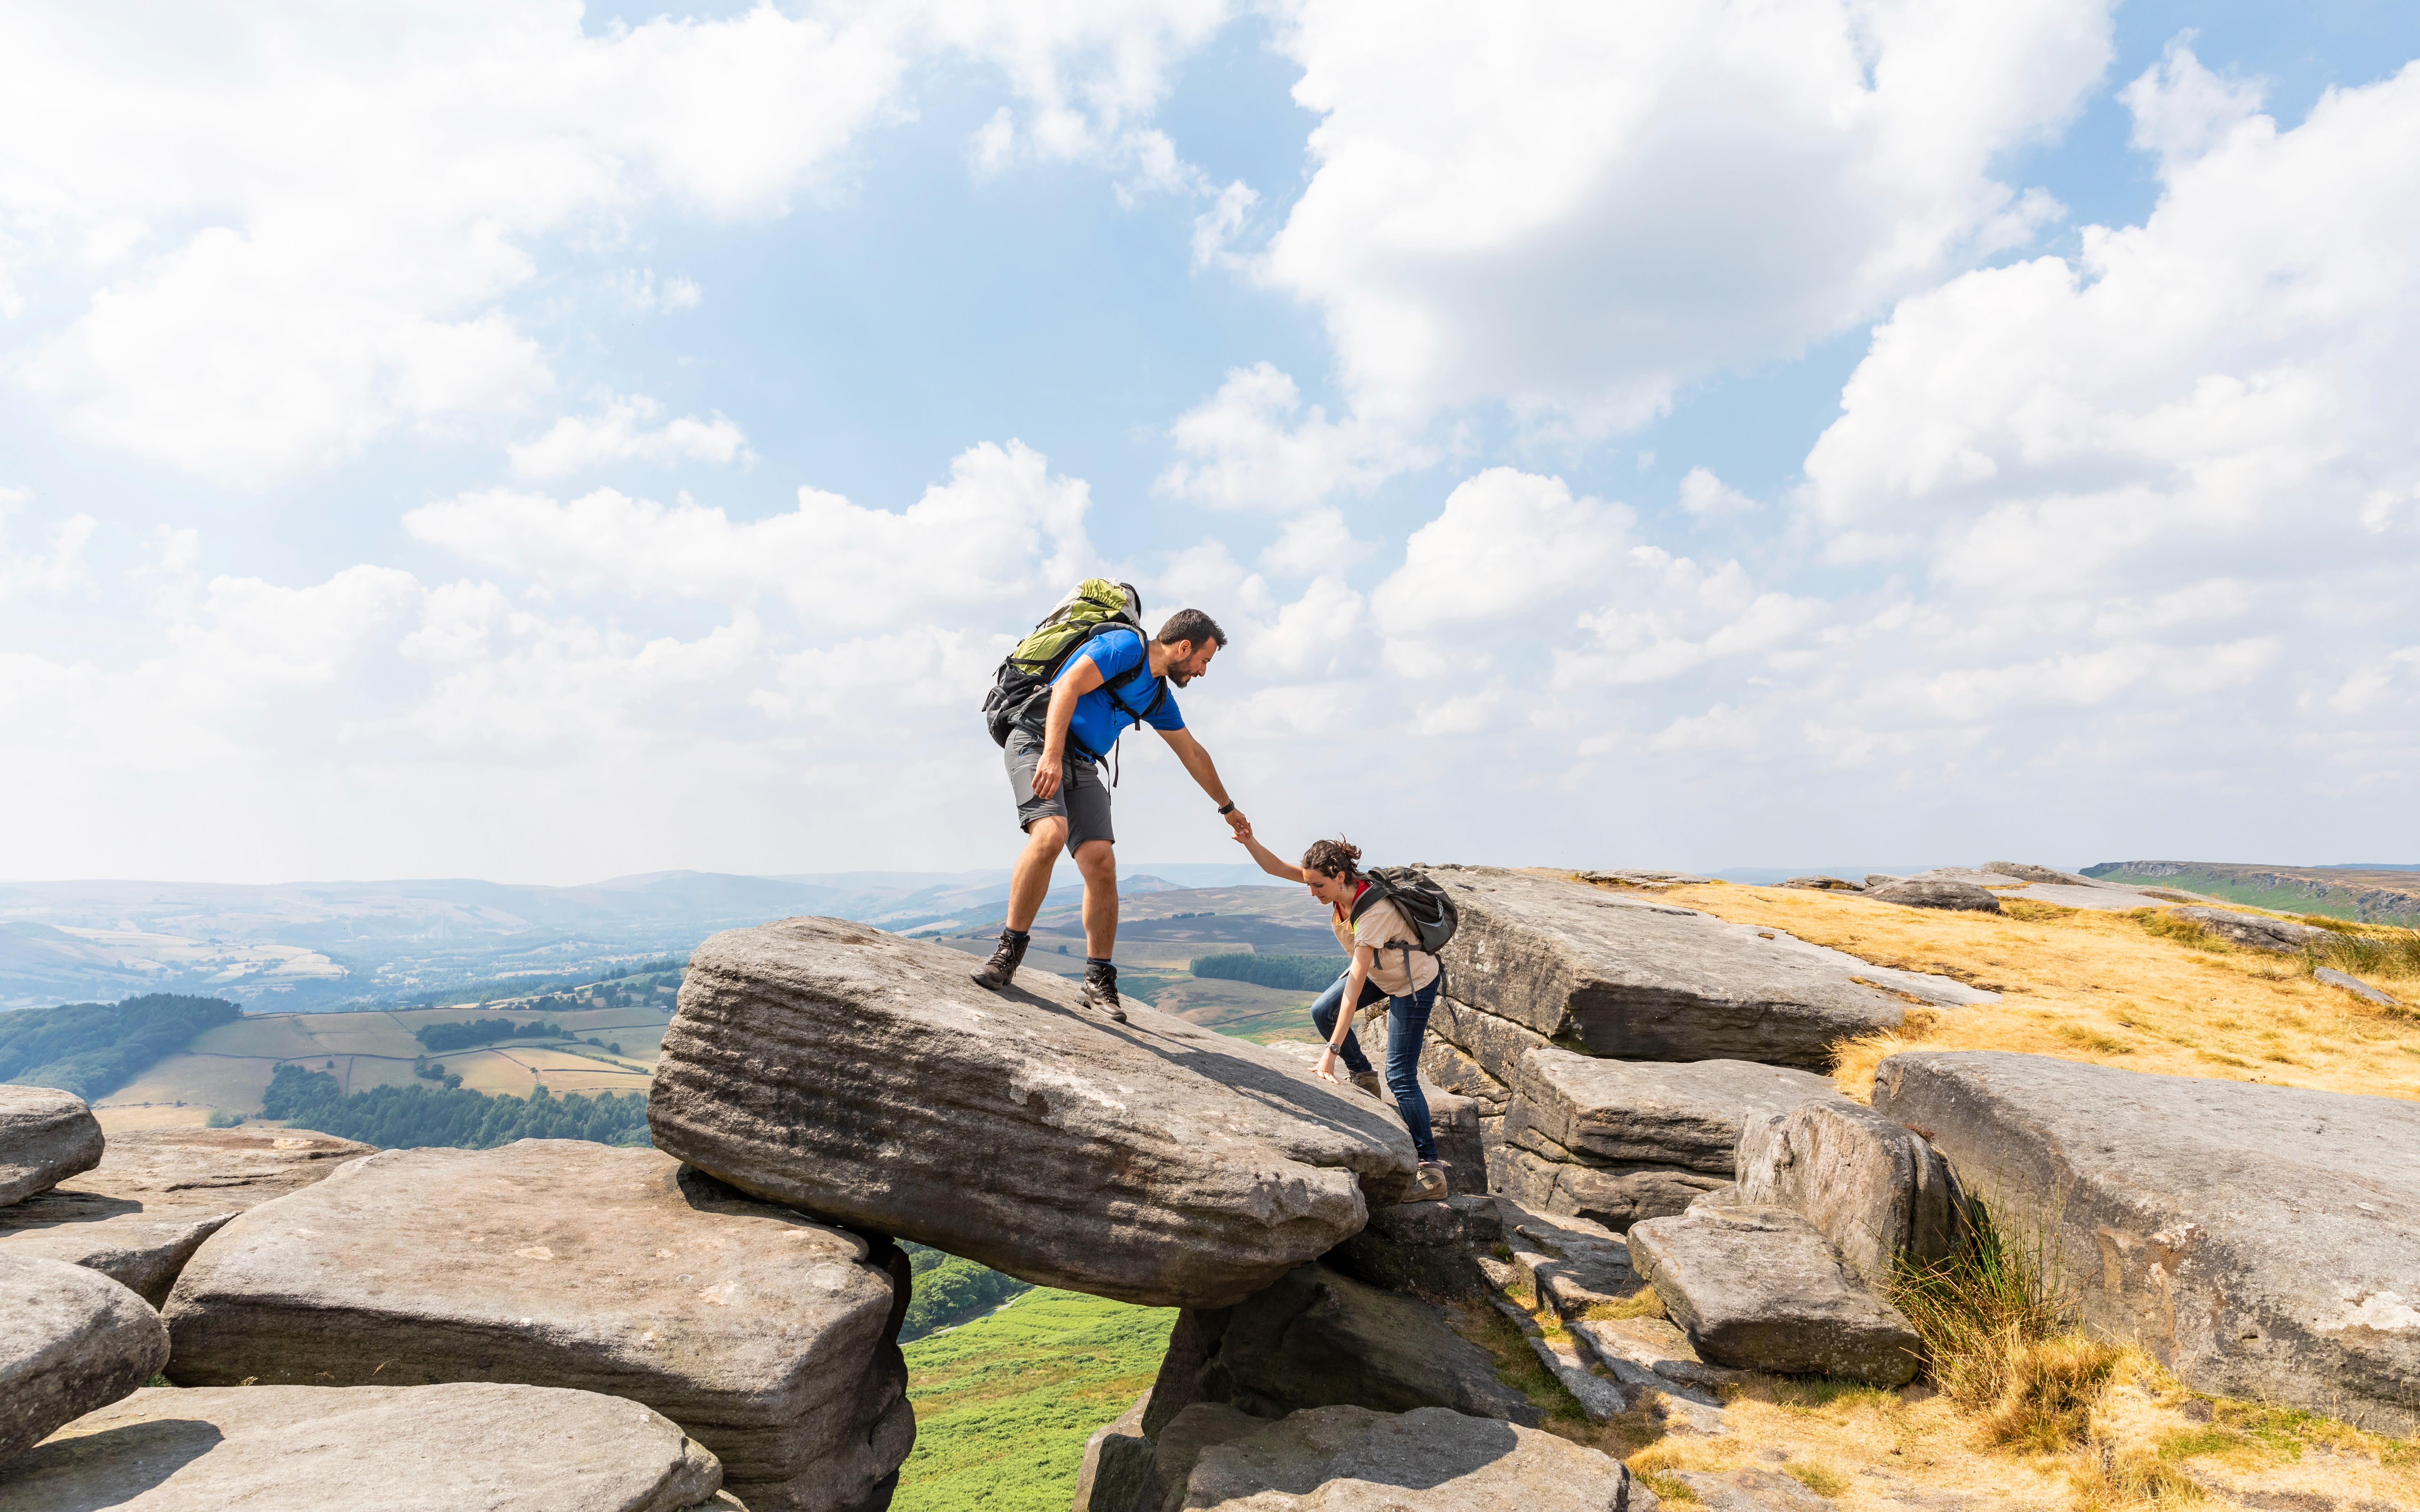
508, 395, 753, 479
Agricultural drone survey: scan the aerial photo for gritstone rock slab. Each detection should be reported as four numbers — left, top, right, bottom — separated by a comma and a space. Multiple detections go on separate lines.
0, 1383, 733, 1512
1735, 1100, 1961, 1283
1327, 1194, 1502, 1300
1510, 1051, 1846, 1172
1626, 1205, 1920, 1386
161, 1139, 911, 1512
0, 1086, 103, 1207
1165, 1263, 1540, 1426
0, 1126, 374, 1305
1667, 1467, 1834, 1511
1425, 867, 1986, 1066
1863, 879, 2003, 914
2173, 908, 2333, 952
2316, 967, 2401, 1006
1489, 1145, 1727, 1232
1873, 1049, 2420, 1434
0, 1252, 169, 1464
1072, 1389, 1155, 1512
1181, 1404, 1644, 1512
1137, 1402, 1269, 1512
647, 917, 1417, 1309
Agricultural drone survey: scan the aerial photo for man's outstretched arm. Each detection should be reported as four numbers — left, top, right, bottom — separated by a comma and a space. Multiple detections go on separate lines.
1158, 726, 1247, 833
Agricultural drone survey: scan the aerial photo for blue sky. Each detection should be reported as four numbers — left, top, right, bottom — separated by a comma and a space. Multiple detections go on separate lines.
3, 2, 2417, 884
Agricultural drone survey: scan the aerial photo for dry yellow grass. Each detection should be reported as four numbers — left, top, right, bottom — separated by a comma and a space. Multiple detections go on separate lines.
1646, 882, 2420, 1106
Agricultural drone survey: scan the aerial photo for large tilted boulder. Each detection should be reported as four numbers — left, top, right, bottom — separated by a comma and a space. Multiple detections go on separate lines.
1146, 1263, 1540, 1431
0, 1384, 737, 1512
1863, 878, 2002, 914
648, 917, 1416, 1308
1874, 1050, 2420, 1435
0, 1086, 104, 1206
1427, 866, 1983, 1065
0, 1126, 374, 1305
1626, 1206, 1920, 1386
1180, 1404, 1645, 1512
1495, 1052, 1847, 1230
0, 1253, 169, 1463
161, 1140, 912, 1512
1735, 1101, 1961, 1283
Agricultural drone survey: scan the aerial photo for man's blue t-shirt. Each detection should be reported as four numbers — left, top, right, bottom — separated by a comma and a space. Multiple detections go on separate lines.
1054, 626, 1185, 762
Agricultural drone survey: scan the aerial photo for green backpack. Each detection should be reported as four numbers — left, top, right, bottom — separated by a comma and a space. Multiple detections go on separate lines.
981, 579, 1165, 763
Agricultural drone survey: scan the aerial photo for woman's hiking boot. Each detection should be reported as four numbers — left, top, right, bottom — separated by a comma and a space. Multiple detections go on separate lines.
1079, 961, 1128, 1023
971, 930, 1028, 990
1406, 1162, 1449, 1203
1349, 1071, 1384, 1098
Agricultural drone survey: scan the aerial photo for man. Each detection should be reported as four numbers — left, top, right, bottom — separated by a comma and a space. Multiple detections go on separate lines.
973, 607, 1247, 1019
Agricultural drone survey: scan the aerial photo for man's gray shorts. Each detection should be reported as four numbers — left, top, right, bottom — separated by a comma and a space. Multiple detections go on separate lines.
1005, 732, 1113, 856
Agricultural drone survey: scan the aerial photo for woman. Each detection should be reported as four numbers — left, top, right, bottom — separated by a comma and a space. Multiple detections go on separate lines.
1233, 826, 1450, 1202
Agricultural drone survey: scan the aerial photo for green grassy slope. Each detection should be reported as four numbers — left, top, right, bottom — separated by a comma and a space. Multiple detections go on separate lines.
2086, 862, 2420, 926
894, 1290, 1174, 1512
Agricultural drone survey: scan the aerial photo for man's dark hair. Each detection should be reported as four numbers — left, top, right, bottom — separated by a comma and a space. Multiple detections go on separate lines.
1157, 608, 1226, 649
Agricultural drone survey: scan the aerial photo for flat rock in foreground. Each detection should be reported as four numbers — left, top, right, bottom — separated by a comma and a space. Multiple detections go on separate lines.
649, 917, 1417, 1308
163, 1139, 911, 1512
1627, 1205, 1919, 1386
1428, 867, 1988, 1067
1510, 1052, 1845, 1171
0, 1252, 169, 1463
0, 1086, 104, 1206
1182, 1404, 1641, 1512
0, 1126, 374, 1305
0, 1384, 732, 1512
1874, 1050, 2420, 1435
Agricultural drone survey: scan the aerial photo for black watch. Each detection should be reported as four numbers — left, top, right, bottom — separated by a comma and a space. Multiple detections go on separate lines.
1217, 801, 1236, 815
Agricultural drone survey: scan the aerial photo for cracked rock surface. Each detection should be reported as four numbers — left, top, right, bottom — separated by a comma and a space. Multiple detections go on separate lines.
649, 916, 1416, 1308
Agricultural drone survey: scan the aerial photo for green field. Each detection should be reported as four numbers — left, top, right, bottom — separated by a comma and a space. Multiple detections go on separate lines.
893, 1290, 1174, 1512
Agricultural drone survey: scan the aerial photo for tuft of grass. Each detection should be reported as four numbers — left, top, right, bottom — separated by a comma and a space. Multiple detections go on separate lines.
2134, 910, 2224, 952
2304, 924, 2420, 982
2157, 1426, 2250, 1460
1581, 1286, 1664, 1322
2070, 1441, 2206, 1507
2057, 1022, 2133, 1054
1783, 1463, 1850, 1497
1634, 1468, 1698, 1502
1891, 1197, 2124, 1454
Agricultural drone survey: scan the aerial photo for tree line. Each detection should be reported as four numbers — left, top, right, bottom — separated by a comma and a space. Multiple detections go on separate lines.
1187, 953, 1348, 992
412, 1017, 565, 1052
0, 993, 241, 1100
259, 1063, 647, 1149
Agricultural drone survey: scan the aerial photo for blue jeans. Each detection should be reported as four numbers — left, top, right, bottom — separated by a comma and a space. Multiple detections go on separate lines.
1309, 972, 1441, 1163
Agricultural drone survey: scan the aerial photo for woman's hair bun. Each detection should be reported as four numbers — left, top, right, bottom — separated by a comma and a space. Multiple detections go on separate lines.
1300, 836, 1362, 879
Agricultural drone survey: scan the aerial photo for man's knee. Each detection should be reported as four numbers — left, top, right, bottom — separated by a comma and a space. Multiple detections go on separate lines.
1073, 839, 1116, 882
1025, 816, 1070, 851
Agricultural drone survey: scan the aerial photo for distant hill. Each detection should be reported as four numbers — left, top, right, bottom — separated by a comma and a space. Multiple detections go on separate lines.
0, 865, 1279, 1011
2082, 861, 2420, 927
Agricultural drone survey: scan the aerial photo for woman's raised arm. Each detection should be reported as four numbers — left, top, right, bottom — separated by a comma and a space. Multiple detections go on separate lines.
1231, 820, 1308, 883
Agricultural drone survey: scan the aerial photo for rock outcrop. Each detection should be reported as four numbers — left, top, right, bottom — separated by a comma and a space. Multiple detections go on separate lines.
1147, 1263, 1540, 1430
161, 1139, 912, 1512
1626, 1206, 1920, 1386
0, 1383, 736, 1512
647, 917, 1415, 1309
1072, 1390, 1155, 1512
2173, 907, 2333, 953
1493, 1053, 1846, 1231
1429, 867, 1971, 1065
1179, 1404, 1646, 1512
1735, 1101, 1961, 1283
1863, 878, 2002, 914
1873, 1050, 2420, 1434
0, 1086, 104, 1207
1, 1252, 169, 1463
1327, 1194, 1502, 1300
0, 1126, 373, 1305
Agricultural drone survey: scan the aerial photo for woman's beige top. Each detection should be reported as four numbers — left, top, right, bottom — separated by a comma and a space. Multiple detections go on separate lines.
1330, 887, 1441, 996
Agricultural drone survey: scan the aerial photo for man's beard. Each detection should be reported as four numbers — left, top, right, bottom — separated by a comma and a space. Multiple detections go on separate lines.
1169, 669, 1195, 686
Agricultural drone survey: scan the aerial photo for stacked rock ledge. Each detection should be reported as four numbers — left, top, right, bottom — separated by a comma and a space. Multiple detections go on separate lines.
160, 1138, 913, 1512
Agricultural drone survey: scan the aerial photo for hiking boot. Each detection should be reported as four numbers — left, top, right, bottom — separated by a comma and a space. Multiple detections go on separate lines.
1349, 1071, 1384, 1099
1406, 1161, 1449, 1203
1080, 963, 1128, 1023
971, 931, 1029, 990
